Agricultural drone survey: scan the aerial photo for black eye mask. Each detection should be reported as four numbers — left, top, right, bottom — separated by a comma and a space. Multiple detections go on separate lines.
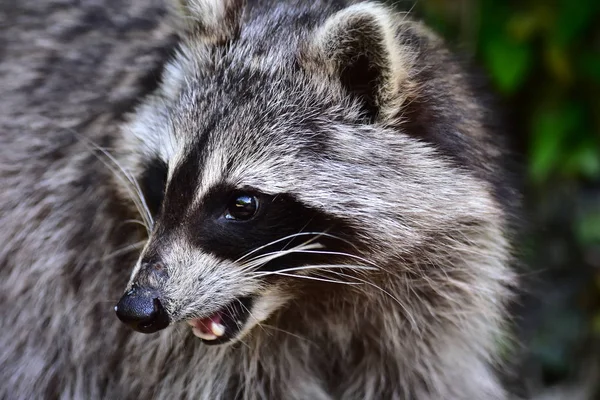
139, 157, 168, 218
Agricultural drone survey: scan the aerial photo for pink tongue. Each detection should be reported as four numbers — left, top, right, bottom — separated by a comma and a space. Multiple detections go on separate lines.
196, 313, 223, 334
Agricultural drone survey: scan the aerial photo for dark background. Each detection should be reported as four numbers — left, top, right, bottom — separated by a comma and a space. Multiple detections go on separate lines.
393, 0, 600, 397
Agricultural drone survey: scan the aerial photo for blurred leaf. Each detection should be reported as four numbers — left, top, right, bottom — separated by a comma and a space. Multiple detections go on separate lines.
508, 13, 539, 41
577, 212, 600, 245
564, 142, 600, 179
529, 105, 581, 182
544, 43, 572, 84
483, 35, 532, 94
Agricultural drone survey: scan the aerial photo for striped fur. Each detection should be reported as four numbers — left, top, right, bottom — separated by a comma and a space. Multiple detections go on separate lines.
0, 0, 519, 398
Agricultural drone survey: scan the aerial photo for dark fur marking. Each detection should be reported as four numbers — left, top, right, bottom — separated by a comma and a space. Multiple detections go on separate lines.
158, 144, 203, 230
139, 157, 168, 218
185, 184, 364, 271
340, 53, 382, 122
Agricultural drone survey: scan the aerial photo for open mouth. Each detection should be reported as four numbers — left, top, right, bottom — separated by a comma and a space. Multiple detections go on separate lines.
187, 296, 254, 345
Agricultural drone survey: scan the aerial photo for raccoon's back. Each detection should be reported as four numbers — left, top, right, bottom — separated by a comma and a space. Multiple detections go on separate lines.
0, 1, 173, 397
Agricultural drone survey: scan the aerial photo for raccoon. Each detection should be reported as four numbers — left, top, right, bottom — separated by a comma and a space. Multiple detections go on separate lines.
0, 0, 519, 399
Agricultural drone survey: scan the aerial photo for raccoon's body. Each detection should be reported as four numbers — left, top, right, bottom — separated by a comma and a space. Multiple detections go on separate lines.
0, 0, 519, 399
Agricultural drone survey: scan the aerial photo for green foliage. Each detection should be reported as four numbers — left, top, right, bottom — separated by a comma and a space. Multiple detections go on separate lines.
405, 0, 600, 390
577, 211, 600, 246
418, 0, 600, 184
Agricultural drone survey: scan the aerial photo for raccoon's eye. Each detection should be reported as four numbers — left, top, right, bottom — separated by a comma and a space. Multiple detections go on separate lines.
224, 194, 259, 221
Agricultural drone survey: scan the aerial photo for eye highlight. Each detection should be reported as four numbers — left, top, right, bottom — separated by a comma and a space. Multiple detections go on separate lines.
224, 194, 259, 221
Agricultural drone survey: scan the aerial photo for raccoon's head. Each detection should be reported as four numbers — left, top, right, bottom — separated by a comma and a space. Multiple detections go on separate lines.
114, 0, 506, 345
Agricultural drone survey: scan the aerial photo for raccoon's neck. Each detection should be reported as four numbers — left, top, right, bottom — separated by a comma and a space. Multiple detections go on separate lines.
194, 284, 403, 398
222, 254, 511, 399
231, 294, 403, 399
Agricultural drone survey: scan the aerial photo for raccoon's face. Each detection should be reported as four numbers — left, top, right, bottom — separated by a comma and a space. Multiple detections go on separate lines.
114, 1, 501, 345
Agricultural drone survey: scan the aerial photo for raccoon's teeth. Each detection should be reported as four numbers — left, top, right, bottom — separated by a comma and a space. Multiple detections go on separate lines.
187, 318, 225, 340
191, 327, 218, 341
210, 321, 226, 337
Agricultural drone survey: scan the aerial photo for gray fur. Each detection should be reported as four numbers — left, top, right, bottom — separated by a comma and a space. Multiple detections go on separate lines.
0, 0, 519, 399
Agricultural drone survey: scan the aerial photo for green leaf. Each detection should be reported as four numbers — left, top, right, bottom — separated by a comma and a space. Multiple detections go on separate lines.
508, 13, 539, 41
483, 35, 532, 94
545, 43, 572, 83
577, 212, 600, 245
564, 142, 600, 179
529, 106, 575, 182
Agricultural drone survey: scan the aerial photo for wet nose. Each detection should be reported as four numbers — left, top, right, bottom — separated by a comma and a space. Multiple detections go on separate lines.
115, 285, 169, 334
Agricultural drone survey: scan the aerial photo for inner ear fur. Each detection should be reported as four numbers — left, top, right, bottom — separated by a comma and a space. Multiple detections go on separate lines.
302, 3, 415, 121
171, 0, 246, 44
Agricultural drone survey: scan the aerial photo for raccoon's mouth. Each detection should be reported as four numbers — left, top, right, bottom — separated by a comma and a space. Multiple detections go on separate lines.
187, 296, 253, 345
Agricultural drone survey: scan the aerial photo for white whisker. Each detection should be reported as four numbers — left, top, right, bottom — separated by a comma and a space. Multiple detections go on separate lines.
261, 272, 363, 285
234, 231, 358, 264
253, 264, 377, 277
122, 219, 150, 228
90, 145, 154, 232
99, 240, 146, 261
263, 249, 382, 270
260, 265, 420, 335
47, 120, 154, 234
239, 242, 325, 271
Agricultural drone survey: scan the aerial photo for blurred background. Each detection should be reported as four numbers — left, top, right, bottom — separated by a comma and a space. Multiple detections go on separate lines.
394, 0, 600, 398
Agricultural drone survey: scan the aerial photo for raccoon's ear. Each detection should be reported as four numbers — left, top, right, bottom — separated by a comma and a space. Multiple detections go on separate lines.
171, 0, 246, 43
302, 3, 414, 121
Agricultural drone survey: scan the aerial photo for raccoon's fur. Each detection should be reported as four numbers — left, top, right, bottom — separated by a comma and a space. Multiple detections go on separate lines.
0, 0, 519, 399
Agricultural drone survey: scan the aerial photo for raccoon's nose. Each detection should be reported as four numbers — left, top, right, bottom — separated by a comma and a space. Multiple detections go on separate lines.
115, 285, 169, 334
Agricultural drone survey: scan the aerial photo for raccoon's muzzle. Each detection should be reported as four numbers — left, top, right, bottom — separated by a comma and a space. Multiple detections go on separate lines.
115, 283, 170, 334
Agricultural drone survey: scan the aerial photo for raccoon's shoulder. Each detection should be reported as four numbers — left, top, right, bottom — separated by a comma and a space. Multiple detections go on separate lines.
0, 0, 173, 134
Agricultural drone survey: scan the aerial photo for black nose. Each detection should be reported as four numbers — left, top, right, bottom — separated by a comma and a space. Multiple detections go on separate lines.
115, 285, 169, 334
